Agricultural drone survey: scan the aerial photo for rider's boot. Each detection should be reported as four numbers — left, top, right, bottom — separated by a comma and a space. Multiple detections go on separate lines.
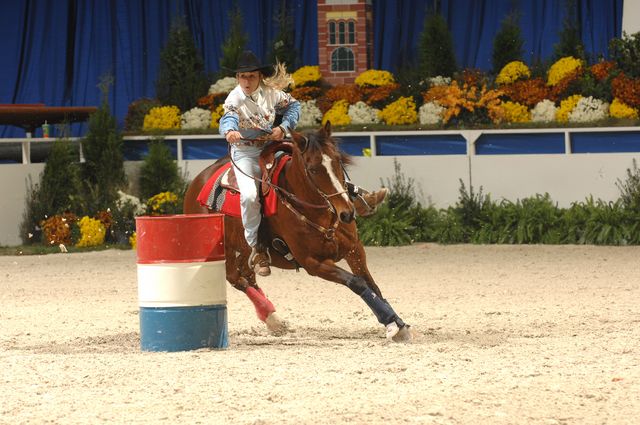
347, 183, 388, 217
249, 245, 271, 277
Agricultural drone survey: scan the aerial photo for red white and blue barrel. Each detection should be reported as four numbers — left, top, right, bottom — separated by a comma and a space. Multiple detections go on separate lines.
135, 214, 228, 351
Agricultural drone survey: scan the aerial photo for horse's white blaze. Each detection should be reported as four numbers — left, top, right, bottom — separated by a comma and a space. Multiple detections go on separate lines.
321, 154, 350, 203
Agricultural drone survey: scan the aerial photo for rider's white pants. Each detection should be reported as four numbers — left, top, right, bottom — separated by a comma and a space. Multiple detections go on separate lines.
230, 144, 262, 248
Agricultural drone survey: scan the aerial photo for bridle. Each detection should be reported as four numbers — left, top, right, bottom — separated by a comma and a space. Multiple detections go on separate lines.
228, 137, 351, 241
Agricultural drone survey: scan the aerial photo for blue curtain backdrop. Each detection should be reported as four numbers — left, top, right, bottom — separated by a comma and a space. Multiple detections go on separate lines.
0, 0, 623, 137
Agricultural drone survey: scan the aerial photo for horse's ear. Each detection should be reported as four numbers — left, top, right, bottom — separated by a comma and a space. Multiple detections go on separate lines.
292, 131, 309, 153
323, 121, 332, 137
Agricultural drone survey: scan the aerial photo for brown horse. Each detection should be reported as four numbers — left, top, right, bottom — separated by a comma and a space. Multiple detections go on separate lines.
183, 122, 412, 342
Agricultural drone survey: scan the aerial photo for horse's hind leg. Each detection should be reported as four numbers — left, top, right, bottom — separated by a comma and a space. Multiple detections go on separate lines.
225, 243, 286, 334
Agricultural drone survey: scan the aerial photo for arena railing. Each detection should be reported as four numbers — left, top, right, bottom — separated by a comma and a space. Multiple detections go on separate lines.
1, 127, 640, 164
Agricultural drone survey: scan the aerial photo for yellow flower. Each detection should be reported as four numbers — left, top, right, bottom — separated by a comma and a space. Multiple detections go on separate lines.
556, 95, 582, 122
75, 216, 106, 248
609, 98, 639, 119
129, 232, 137, 250
322, 100, 351, 126
502, 101, 531, 123
355, 70, 396, 87
378, 97, 417, 125
147, 191, 179, 215
210, 104, 225, 129
547, 57, 583, 86
143, 106, 181, 130
496, 61, 531, 85
292, 66, 322, 87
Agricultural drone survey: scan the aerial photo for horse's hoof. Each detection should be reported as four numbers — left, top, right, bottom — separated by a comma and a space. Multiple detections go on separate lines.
392, 325, 413, 343
265, 312, 288, 335
386, 322, 412, 343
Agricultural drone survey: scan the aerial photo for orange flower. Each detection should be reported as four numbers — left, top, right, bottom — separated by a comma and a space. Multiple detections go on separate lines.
611, 73, 640, 108
41, 213, 77, 246
437, 82, 504, 125
290, 86, 323, 101
197, 93, 227, 111
94, 210, 112, 232
422, 85, 450, 104
590, 61, 616, 81
325, 84, 363, 104
500, 78, 550, 107
361, 83, 401, 108
459, 69, 488, 87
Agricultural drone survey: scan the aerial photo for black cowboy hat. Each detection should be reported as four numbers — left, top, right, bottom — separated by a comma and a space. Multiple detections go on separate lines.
232, 50, 274, 76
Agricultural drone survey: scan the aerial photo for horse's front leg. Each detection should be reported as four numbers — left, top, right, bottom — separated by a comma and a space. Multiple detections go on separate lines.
305, 259, 411, 342
344, 242, 382, 296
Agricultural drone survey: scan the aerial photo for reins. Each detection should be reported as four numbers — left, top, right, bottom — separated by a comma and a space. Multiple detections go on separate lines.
228, 139, 330, 210
227, 138, 345, 241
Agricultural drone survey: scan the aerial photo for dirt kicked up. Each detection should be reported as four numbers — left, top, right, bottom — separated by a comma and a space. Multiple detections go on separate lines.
1, 244, 639, 424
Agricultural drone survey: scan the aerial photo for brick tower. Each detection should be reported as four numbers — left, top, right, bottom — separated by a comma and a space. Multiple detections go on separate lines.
317, 0, 374, 85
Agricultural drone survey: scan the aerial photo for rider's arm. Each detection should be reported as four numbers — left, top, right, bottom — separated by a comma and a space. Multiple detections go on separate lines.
274, 92, 300, 134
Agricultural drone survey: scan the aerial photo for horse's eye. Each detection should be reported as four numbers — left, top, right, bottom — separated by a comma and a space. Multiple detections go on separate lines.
308, 167, 319, 175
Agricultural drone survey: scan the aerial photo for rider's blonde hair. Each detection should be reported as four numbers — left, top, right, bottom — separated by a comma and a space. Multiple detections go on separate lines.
263, 61, 294, 91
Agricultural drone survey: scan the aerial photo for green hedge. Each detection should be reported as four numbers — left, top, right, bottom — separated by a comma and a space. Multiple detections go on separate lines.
357, 159, 640, 246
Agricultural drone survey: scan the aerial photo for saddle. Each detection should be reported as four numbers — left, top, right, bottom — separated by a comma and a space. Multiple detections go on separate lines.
196, 141, 293, 217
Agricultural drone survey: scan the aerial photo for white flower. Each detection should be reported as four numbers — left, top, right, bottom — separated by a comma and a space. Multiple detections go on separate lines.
568, 96, 610, 123
181, 107, 212, 130
117, 191, 145, 215
428, 76, 452, 87
348, 101, 381, 124
418, 101, 445, 125
531, 99, 557, 123
208, 77, 237, 94
298, 100, 323, 128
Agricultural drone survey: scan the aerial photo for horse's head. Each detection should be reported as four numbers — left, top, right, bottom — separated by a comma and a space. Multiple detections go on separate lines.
290, 122, 356, 224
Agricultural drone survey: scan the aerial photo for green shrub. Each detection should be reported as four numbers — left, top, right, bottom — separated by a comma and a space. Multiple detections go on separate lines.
553, 0, 586, 61
267, 0, 298, 69
418, 11, 457, 78
580, 197, 629, 245
616, 158, 640, 212
609, 31, 640, 78
451, 179, 493, 241
411, 205, 440, 242
80, 77, 127, 215
357, 202, 414, 246
574, 71, 613, 102
19, 140, 82, 244
156, 16, 209, 112
431, 209, 465, 244
384, 159, 418, 210
217, 3, 249, 79
357, 160, 640, 247
138, 138, 186, 200
492, 12, 524, 75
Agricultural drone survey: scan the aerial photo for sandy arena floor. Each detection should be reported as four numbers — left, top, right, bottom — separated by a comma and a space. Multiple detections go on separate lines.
1, 244, 639, 424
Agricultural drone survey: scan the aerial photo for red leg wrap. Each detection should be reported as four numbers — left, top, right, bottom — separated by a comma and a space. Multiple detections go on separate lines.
245, 287, 276, 322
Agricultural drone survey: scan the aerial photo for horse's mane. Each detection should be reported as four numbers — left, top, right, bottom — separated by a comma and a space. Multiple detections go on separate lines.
302, 128, 353, 167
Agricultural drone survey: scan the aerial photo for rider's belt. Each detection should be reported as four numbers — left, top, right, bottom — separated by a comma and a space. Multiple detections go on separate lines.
237, 140, 268, 148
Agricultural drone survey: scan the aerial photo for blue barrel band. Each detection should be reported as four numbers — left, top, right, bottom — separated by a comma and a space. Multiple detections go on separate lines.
139, 304, 228, 352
